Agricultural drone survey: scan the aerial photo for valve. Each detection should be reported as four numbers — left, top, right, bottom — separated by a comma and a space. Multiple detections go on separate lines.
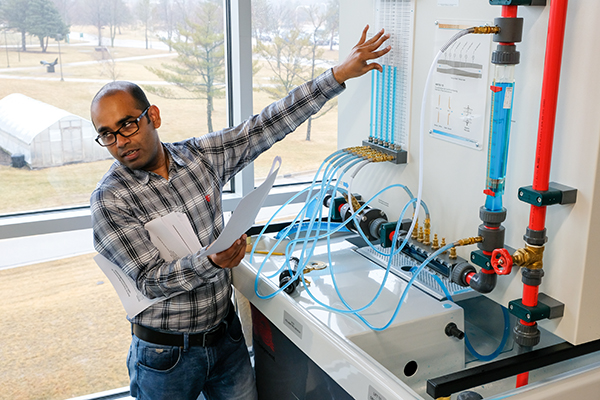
491, 248, 513, 275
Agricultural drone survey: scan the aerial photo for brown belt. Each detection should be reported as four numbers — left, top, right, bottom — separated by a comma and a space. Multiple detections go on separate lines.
132, 303, 235, 347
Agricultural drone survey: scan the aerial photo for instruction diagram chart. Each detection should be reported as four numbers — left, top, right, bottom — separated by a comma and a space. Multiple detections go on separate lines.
430, 22, 492, 150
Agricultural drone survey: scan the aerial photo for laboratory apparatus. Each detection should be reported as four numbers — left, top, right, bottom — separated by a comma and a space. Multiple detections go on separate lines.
233, 1, 600, 399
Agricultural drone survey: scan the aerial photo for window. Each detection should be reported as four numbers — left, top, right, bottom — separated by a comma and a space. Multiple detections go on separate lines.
0, 0, 340, 397
0, 0, 231, 398
251, 0, 340, 188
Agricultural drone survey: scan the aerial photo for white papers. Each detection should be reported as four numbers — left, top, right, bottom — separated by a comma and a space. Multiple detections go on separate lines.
94, 253, 165, 318
145, 212, 202, 261
202, 156, 281, 256
94, 156, 281, 318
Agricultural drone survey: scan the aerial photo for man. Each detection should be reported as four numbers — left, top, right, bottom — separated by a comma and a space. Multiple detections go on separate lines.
90, 26, 390, 400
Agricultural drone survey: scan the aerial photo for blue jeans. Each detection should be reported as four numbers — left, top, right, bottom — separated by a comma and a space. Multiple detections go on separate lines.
127, 313, 257, 400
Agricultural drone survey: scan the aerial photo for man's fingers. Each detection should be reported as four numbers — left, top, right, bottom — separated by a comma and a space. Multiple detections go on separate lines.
371, 45, 392, 60
357, 25, 369, 46
363, 28, 386, 47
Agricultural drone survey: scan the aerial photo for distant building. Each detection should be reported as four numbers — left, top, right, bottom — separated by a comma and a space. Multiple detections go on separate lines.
0, 93, 110, 169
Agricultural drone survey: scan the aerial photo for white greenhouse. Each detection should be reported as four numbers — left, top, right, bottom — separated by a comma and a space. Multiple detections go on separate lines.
0, 93, 111, 169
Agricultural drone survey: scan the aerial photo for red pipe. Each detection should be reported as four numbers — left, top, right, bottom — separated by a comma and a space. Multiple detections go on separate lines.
522, 284, 539, 307
529, 0, 569, 231
518, 0, 569, 388
502, 5, 518, 18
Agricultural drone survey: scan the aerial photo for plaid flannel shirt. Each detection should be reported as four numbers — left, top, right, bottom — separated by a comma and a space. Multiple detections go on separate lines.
90, 69, 344, 333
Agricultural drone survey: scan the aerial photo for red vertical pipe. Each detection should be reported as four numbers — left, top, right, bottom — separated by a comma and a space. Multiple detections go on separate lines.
517, 1, 569, 389
529, 0, 569, 231
502, 5, 518, 18
522, 284, 539, 307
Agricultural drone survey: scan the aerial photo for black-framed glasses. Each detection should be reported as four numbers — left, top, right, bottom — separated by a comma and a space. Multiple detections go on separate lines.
94, 106, 150, 147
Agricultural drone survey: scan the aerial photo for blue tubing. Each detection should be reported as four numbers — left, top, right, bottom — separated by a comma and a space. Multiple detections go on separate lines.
429, 273, 511, 362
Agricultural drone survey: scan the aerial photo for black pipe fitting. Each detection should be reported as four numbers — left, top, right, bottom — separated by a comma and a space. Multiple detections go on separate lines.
491, 44, 521, 65
524, 227, 547, 246
469, 270, 498, 294
493, 17, 524, 43
521, 267, 545, 286
451, 262, 477, 287
445, 323, 465, 340
477, 224, 506, 253
457, 391, 483, 400
279, 257, 300, 295
480, 206, 507, 227
514, 320, 541, 347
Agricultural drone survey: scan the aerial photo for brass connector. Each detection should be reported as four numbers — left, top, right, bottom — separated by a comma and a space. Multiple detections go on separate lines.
343, 193, 362, 214
441, 237, 447, 254
473, 25, 500, 35
512, 245, 545, 270
454, 236, 484, 247
412, 219, 419, 240
423, 217, 431, 245
431, 234, 440, 250
344, 145, 395, 163
417, 226, 424, 243
424, 232, 431, 246
449, 247, 457, 260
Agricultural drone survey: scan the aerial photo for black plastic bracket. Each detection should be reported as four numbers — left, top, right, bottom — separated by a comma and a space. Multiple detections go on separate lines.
508, 293, 564, 322
470, 250, 492, 270
518, 182, 577, 207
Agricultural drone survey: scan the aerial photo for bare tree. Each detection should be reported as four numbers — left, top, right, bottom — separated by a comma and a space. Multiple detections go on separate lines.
107, 0, 129, 47
137, 0, 152, 50
298, 4, 336, 141
84, 0, 108, 47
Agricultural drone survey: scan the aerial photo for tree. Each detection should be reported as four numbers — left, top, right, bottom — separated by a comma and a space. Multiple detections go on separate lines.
84, 0, 108, 47
1, 0, 30, 51
26, 0, 69, 52
254, 4, 337, 141
297, 4, 336, 140
146, 0, 225, 133
137, 0, 152, 50
325, 0, 339, 51
107, 0, 129, 47
156, 0, 175, 51
254, 29, 311, 98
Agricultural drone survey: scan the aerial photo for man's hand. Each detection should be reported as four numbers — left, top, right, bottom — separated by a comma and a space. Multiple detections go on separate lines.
208, 234, 247, 269
332, 25, 391, 85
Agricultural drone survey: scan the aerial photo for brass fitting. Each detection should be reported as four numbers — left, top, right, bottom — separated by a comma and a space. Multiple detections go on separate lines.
417, 226, 424, 243
441, 237, 447, 254
512, 245, 545, 270
454, 236, 484, 247
423, 217, 431, 245
412, 219, 419, 239
431, 234, 440, 250
343, 193, 362, 214
449, 247, 457, 259
473, 25, 501, 35
344, 145, 395, 163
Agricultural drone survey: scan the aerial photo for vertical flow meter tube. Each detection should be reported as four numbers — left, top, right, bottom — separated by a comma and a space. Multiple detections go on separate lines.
485, 64, 516, 212
483, 5, 522, 213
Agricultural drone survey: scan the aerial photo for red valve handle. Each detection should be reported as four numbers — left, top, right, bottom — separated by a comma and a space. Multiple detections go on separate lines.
491, 248, 513, 275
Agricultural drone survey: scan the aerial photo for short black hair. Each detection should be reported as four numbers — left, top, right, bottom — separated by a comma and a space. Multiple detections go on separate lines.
91, 81, 150, 112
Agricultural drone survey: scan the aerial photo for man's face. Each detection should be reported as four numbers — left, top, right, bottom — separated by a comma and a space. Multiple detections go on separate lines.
91, 91, 164, 173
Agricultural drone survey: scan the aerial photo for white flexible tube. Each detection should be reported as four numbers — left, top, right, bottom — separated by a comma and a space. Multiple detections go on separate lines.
405, 28, 474, 241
